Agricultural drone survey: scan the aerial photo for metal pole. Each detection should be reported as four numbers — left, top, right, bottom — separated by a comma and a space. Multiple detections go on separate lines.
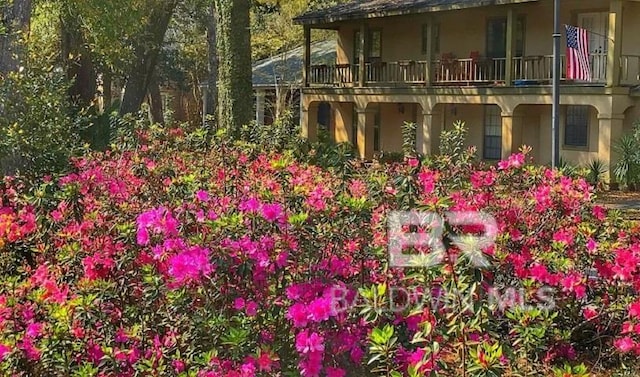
551, 0, 561, 168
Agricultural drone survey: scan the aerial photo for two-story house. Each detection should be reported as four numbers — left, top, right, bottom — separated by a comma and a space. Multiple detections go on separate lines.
293, 0, 640, 172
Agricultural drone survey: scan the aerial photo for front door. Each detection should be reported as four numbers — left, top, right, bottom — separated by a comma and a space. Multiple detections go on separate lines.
577, 12, 608, 81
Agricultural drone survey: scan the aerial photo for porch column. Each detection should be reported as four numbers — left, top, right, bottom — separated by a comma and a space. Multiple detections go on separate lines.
303, 25, 311, 87
255, 88, 265, 126
356, 107, 374, 159
501, 113, 514, 160
418, 111, 434, 155
505, 8, 515, 86
607, 0, 623, 87
358, 22, 367, 87
424, 17, 435, 86
598, 113, 625, 181
301, 103, 319, 142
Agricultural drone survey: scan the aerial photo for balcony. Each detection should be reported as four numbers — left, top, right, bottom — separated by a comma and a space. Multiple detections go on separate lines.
308, 54, 640, 87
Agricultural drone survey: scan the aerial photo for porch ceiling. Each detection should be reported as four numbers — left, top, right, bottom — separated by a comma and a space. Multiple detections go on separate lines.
293, 0, 539, 27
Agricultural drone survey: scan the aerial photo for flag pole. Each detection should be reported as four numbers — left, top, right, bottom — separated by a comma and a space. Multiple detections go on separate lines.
551, 0, 561, 169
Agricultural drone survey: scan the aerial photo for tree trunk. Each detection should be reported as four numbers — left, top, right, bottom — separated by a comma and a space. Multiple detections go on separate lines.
205, 2, 218, 126
60, 6, 97, 109
119, 0, 179, 116
214, 0, 252, 137
102, 70, 112, 113
147, 76, 164, 124
0, 0, 32, 74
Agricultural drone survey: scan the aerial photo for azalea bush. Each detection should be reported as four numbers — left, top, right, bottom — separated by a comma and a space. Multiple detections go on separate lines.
0, 126, 640, 376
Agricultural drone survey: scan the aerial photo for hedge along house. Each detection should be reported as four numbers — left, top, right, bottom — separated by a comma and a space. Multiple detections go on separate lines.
293, 0, 640, 174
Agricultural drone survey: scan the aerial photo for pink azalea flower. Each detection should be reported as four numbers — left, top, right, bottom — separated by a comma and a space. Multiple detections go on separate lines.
245, 301, 258, 317
239, 197, 261, 213
629, 300, 640, 318
261, 203, 283, 222
240, 361, 256, 377
582, 306, 598, 320
25, 322, 43, 338
87, 341, 104, 364
172, 359, 186, 373
615, 336, 636, 353
0, 344, 10, 361
592, 205, 606, 221
167, 246, 214, 285
308, 297, 332, 323
195, 190, 210, 202
286, 303, 309, 328
529, 264, 548, 283
233, 298, 246, 310
256, 352, 273, 372
299, 351, 323, 377
295, 331, 325, 354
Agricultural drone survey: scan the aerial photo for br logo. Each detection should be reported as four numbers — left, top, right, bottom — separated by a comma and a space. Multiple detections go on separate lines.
387, 211, 498, 268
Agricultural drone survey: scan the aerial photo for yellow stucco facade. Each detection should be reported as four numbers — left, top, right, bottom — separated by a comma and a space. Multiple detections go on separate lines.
298, 0, 640, 176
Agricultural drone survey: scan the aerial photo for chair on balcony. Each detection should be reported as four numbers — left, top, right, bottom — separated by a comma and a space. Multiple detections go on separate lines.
436, 53, 458, 83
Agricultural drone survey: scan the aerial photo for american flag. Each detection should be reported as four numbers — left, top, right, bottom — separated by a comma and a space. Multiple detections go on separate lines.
565, 25, 591, 81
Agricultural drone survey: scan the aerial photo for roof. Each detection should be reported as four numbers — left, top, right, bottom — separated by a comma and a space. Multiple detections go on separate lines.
252, 39, 337, 88
294, 0, 538, 26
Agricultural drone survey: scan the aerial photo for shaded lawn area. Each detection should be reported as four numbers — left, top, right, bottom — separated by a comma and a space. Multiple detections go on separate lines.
596, 190, 640, 221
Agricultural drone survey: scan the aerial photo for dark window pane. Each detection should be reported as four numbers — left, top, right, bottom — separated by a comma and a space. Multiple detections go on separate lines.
483, 105, 502, 160
565, 105, 589, 147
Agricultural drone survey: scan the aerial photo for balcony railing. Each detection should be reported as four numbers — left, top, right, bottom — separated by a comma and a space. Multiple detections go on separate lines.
511, 54, 608, 82
621, 55, 640, 85
309, 54, 640, 87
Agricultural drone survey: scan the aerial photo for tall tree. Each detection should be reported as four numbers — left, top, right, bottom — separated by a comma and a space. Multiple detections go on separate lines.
214, 0, 252, 136
205, 1, 218, 125
0, 0, 32, 74
119, 0, 180, 116
60, 2, 97, 109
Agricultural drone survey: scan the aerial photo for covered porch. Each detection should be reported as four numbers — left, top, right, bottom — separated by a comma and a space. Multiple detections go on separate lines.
301, 93, 635, 175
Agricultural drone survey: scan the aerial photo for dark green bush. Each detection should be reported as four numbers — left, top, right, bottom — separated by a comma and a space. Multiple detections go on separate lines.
0, 66, 83, 176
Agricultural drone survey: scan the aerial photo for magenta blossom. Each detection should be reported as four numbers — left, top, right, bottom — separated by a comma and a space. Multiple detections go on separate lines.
0, 344, 10, 361
260, 203, 283, 222
167, 246, 214, 285
295, 331, 325, 354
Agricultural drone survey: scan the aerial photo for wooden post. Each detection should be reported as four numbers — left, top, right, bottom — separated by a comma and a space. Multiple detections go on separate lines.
303, 25, 311, 87
501, 113, 514, 159
598, 113, 624, 181
607, 0, 623, 87
424, 17, 434, 86
420, 111, 434, 154
358, 22, 367, 87
255, 88, 265, 126
505, 8, 515, 85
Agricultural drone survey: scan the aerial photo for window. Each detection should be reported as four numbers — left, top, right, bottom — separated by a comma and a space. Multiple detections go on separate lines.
515, 16, 526, 56
483, 105, 502, 160
421, 23, 440, 54
486, 16, 526, 58
565, 105, 590, 147
354, 29, 382, 62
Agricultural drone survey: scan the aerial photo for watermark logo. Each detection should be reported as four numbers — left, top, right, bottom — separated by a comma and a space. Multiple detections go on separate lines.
388, 211, 498, 268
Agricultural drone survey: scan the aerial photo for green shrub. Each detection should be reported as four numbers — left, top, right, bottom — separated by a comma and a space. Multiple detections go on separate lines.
0, 66, 83, 176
